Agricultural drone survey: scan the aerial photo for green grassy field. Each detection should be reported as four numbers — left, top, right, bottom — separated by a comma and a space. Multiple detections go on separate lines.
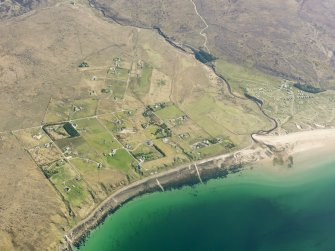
69, 152, 137, 199
132, 144, 164, 162
70, 99, 99, 120
155, 104, 184, 120
108, 68, 129, 81
215, 59, 281, 93
106, 149, 136, 172
215, 59, 335, 133
181, 94, 269, 146
98, 113, 134, 134
49, 163, 93, 216
132, 64, 153, 97
111, 80, 128, 99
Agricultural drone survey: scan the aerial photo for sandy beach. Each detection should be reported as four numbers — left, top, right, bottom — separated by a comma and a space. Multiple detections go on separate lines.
254, 128, 335, 154
63, 128, 335, 250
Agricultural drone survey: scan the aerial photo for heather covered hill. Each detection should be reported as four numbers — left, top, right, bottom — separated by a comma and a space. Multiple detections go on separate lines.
89, 0, 335, 89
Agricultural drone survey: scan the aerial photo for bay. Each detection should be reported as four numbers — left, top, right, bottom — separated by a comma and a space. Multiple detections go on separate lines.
76, 158, 335, 251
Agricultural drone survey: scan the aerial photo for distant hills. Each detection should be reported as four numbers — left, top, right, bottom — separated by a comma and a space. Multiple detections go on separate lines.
89, 0, 335, 89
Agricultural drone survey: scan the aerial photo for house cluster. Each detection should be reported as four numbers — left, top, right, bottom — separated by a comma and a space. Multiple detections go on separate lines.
146, 102, 168, 112
281, 85, 294, 95
63, 146, 74, 159
44, 142, 52, 149
73, 105, 83, 113
280, 82, 290, 90
32, 133, 43, 140
169, 115, 188, 126
192, 140, 211, 149
112, 118, 127, 132
103, 149, 117, 157
137, 60, 144, 69
142, 112, 162, 127
191, 137, 223, 150
32, 142, 51, 153
296, 90, 313, 99
62, 146, 77, 159
113, 57, 121, 67
178, 133, 190, 140
143, 103, 169, 127
109, 57, 122, 75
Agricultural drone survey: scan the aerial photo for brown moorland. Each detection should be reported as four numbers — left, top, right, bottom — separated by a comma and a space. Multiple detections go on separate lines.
89, 0, 335, 89
0, 1, 272, 249
1, 0, 335, 250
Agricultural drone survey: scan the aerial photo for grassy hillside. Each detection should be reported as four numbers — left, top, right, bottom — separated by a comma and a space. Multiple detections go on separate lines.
1, 1, 335, 250
89, 0, 335, 89
0, 1, 271, 249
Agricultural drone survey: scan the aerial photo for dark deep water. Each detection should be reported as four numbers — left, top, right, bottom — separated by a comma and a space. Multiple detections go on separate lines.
76, 159, 335, 251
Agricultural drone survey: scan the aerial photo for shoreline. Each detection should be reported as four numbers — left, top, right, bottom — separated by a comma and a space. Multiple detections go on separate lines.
62, 128, 335, 250
62, 152, 247, 250
59, 5, 282, 249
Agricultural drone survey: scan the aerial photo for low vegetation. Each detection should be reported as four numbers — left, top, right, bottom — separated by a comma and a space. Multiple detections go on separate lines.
293, 83, 325, 94
2, 1, 335, 250
79, 62, 89, 68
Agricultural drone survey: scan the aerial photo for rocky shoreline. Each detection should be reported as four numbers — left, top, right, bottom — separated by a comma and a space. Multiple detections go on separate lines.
61, 152, 250, 250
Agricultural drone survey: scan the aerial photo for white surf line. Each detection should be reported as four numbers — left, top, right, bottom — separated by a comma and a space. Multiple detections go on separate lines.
190, 0, 210, 53
193, 163, 203, 183
156, 178, 165, 191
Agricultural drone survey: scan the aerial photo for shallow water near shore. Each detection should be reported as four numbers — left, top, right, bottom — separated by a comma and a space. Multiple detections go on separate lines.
76, 157, 335, 251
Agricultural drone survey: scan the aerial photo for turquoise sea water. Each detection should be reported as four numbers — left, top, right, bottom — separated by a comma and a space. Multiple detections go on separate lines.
77, 159, 335, 251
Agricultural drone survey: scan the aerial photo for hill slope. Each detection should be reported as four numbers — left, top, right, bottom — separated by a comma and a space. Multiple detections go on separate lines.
89, 0, 335, 88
